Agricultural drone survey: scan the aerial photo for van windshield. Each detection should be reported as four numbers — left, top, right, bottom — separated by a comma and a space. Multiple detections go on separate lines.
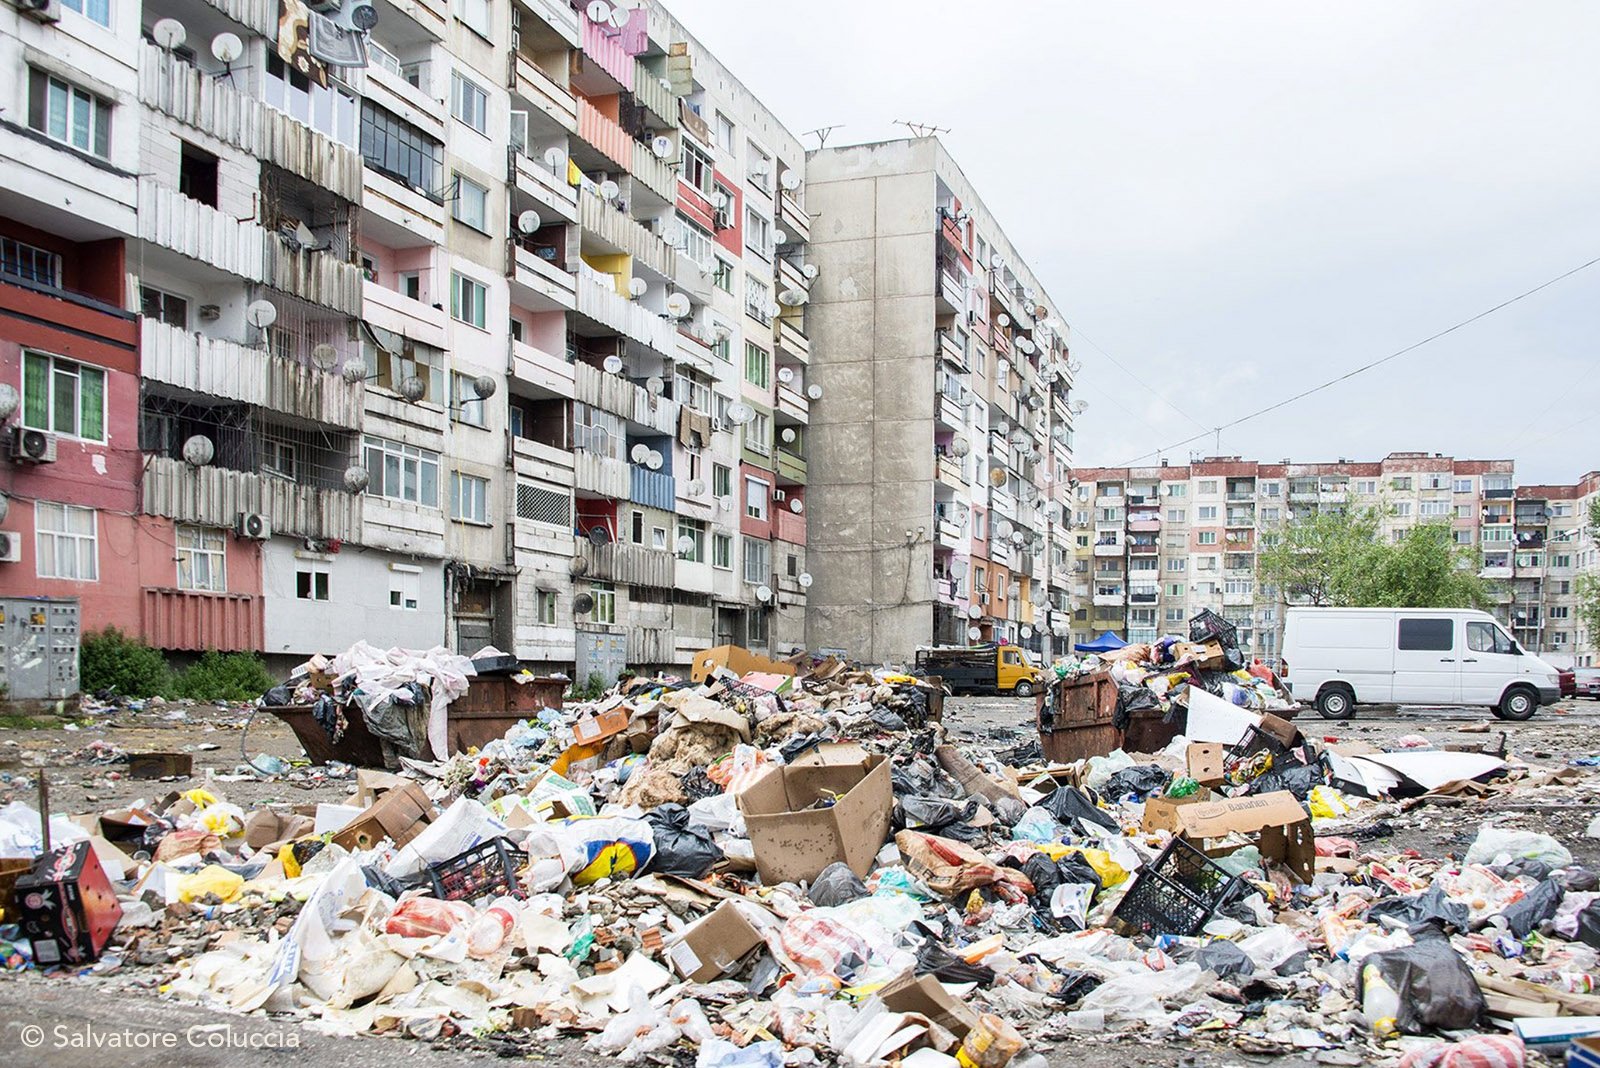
1467, 621, 1516, 656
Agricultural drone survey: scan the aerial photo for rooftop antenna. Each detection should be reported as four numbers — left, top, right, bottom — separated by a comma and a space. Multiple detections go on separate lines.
894, 120, 950, 139
804, 125, 842, 148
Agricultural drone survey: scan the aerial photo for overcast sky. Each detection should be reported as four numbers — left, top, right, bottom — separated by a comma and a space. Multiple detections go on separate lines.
667, 0, 1600, 484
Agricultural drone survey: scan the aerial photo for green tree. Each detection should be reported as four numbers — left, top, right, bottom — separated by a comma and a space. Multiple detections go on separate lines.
1257, 503, 1384, 606
1577, 498, 1600, 647
1349, 521, 1496, 610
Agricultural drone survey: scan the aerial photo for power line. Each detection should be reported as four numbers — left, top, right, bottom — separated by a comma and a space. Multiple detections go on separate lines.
1067, 323, 1211, 435
1116, 254, 1600, 467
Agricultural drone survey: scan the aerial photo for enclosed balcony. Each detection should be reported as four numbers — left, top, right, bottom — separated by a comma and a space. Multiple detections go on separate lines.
630, 465, 676, 511
580, 194, 676, 279
511, 146, 580, 224
510, 52, 578, 135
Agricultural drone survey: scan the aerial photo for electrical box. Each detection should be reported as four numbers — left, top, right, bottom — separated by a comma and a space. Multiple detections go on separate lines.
0, 597, 80, 700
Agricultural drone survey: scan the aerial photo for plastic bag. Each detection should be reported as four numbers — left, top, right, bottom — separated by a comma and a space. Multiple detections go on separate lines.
1367, 887, 1471, 932
1396, 1035, 1526, 1068
913, 933, 996, 985
1308, 785, 1352, 819
588, 985, 681, 1060
385, 896, 476, 939
177, 864, 245, 903
1174, 939, 1254, 979
1082, 751, 1135, 795
1101, 765, 1170, 800
696, 1038, 784, 1068
1011, 807, 1062, 843
810, 861, 869, 908
1501, 878, 1563, 939
1040, 786, 1117, 833
1358, 924, 1486, 1034
896, 831, 1034, 899
0, 802, 91, 859
895, 795, 979, 832
1465, 827, 1573, 869
644, 804, 723, 878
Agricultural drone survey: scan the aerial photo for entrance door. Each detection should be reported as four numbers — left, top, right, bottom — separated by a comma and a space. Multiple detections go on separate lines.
1392, 616, 1460, 704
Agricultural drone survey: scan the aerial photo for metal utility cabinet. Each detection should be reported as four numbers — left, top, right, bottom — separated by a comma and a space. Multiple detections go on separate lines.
0, 597, 81, 700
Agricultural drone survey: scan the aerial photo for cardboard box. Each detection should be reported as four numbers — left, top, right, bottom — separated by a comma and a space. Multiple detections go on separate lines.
666, 900, 766, 983
690, 645, 798, 684
15, 841, 122, 965
738, 742, 893, 885
243, 809, 314, 851
1169, 790, 1315, 885
355, 769, 410, 806
331, 783, 436, 852
572, 706, 631, 746
877, 971, 980, 1041
1141, 787, 1215, 834
125, 752, 193, 779
1186, 743, 1225, 786
1257, 713, 1301, 749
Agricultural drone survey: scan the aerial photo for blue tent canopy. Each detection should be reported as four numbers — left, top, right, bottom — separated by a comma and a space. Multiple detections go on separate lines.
1074, 630, 1129, 654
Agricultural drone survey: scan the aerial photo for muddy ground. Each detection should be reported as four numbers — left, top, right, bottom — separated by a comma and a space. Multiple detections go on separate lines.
0, 694, 1596, 1065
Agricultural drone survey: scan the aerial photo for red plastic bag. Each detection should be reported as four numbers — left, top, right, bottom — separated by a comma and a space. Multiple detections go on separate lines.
384, 896, 476, 938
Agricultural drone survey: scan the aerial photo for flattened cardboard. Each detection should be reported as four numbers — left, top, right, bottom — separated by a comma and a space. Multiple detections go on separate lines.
1141, 787, 1215, 834
332, 783, 436, 852
1172, 790, 1315, 885
572, 706, 630, 746
690, 645, 798, 684
666, 900, 766, 983
738, 744, 893, 885
878, 971, 980, 1041
1186, 743, 1225, 786
243, 810, 313, 851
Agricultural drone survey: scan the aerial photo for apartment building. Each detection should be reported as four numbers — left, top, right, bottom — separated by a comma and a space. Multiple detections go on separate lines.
803, 139, 1078, 666
0, 0, 812, 678
1069, 454, 1600, 667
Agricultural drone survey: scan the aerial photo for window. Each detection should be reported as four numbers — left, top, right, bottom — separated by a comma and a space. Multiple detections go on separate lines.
451, 72, 488, 133
265, 56, 358, 146
28, 70, 110, 158
1166, 508, 1186, 523
746, 277, 772, 324
1197, 531, 1217, 545
712, 532, 732, 570
140, 286, 188, 329
746, 141, 771, 190
681, 140, 714, 194
516, 483, 570, 526
1197, 506, 1217, 521
1198, 555, 1218, 570
629, 509, 645, 544
362, 326, 444, 402
1554, 554, 1573, 569
673, 371, 711, 415
1419, 500, 1450, 517
746, 411, 770, 456
175, 526, 226, 592
1398, 617, 1453, 651
712, 257, 734, 293
1, 237, 60, 287
1261, 506, 1280, 523
23, 352, 104, 441
451, 372, 488, 427
591, 582, 616, 625
1483, 527, 1513, 543
651, 526, 667, 551
710, 333, 732, 362
1197, 480, 1217, 495
1454, 478, 1473, 494
712, 463, 733, 500
1165, 484, 1187, 497
744, 208, 772, 259
262, 438, 297, 479
61, 0, 109, 25
1165, 607, 1186, 623
1392, 502, 1412, 518
743, 342, 770, 388
1167, 558, 1186, 572
1550, 605, 1571, 620
535, 590, 557, 625
1260, 482, 1280, 497
745, 475, 769, 520
573, 403, 625, 460
390, 567, 421, 611
1391, 477, 1413, 492
179, 142, 218, 207
677, 517, 706, 562
742, 536, 769, 584
456, 0, 491, 36
450, 472, 489, 523
678, 220, 715, 270
1167, 583, 1185, 597
290, 560, 330, 602
363, 436, 441, 506
452, 174, 488, 231
715, 112, 735, 154
452, 272, 487, 328
1484, 476, 1512, 491
361, 100, 443, 197
1466, 621, 1513, 655
35, 502, 97, 580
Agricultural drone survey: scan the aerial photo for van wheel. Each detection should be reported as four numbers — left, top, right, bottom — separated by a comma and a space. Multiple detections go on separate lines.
1498, 686, 1538, 721
1013, 680, 1034, 698
1316, 685, 1356, 720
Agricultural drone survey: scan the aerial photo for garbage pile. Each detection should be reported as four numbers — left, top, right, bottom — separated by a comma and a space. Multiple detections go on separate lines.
0, 644, 1597, 1068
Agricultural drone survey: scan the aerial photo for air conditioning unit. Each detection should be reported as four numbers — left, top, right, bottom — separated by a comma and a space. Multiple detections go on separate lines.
710, 417, 727, 433
10, 428, 56, 464
236, 512, 272, 540
771, 489, 786, 503
980, 593, 990, 605
0, 532, 20, 563
14, 0, 61, 22
713, 207, 732, 231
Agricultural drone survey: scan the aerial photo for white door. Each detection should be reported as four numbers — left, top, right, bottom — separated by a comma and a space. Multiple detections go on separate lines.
1392, 616, 1460, 704
1461, 619, 1520, 705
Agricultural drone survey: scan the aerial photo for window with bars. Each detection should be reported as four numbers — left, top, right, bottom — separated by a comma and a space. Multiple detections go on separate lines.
1, 238, 61, 287
516, 483, 570, 527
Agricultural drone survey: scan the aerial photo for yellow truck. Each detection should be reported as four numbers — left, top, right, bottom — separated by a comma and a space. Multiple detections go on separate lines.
914, 644, 1046, 697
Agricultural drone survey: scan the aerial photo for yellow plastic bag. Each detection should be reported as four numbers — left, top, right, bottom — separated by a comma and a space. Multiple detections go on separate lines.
178, 864, 244, 903
1309, 785, 1351, 819
1040, 845, 1128, 888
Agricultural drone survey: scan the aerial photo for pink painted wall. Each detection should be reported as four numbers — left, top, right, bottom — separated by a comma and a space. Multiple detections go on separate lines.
360, 237, 438, 305
514, 308, 567, 356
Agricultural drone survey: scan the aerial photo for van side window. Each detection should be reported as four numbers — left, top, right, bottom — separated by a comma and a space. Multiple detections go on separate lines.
1398, 618, 1453, 651
1467, 621, 1513, 655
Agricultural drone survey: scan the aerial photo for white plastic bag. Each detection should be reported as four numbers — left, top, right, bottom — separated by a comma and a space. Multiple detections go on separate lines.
1464, 826, 1572, 868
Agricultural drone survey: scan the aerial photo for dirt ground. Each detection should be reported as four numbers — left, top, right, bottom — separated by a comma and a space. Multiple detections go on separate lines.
0, 694, 1597, 1065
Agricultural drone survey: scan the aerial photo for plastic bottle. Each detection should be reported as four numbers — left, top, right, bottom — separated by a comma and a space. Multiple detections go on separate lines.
467, 896, 519, 958
955, 1014, 1024, 1068
1360, 962, 1401, 1039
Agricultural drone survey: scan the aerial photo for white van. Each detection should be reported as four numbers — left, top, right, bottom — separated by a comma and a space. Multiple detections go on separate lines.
1281, 607, 1562, 721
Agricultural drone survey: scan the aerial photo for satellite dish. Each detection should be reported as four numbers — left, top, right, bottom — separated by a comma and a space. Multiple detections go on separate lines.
1011, 531, 1025, 546
588, 525, 612, 546
211, 32, 243, 64
967, 627, 983, 641
676, 534, 694, 555
765, 301, 781, 318
181, 434, 214, 467
585, 0, 611, 20
1008, 582, 1022, 598
0, 384, 17, 422
687, 479, 707, 497
665, 293, 692, 318
805, 384, 822, 400
603, 354, 625, 374
950, 435, 970, 457
789, 497, 804, 514
472, 374, 497, 399
517, 209, 543, 234
628, 277, 648, 298
718, 495, 734, 512
244, 299, 278, 328
645, 375, 663, 396
773, 229, 789, 246
777, 366, 795, 384
343, 465, 370, 493
630, 443, 649, 463
780, 170, 801, 192
543, 147, 566, 170
311, 343, 338, 371
343, 362, 369, 385
1052, 425, 1068, 443
398, 376, 426, 403
755, 585, 772, 603
1071, 400, 1089, 415
801, 263, 819, 280
967, 604, 982, 619
606, 3, 628, 28
1032, 583, 1047, 603
1009, 428, 1028, 446
652, 135, 673, 159
780, 427, 797, 443
797, 572, 813, 588
727, 403, 754, 425
573, 592, 596, 615
712, 191, 730, 210
1026, 393, 1044, 411
995, 519, 1014, 539
1020, 625, 1034, 639
599, 179, 621, 201
989, 467, 1008, 488
779, 288, 808, 306
997, 313, 1011, 329
950, 559, 969, 578
989, 253, 1004, 270
151, 17, 186, 49
997, 359, 1010, 377
645, 450, 663, 470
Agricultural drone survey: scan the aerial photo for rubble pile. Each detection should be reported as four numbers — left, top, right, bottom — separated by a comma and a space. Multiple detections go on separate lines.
0, 635, 1597, 1068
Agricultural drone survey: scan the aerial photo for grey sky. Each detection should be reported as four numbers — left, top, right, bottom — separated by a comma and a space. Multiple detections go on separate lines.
667, 0, 1600, 483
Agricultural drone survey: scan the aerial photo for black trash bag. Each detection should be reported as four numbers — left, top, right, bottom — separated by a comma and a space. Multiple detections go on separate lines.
870, 707, 909, 732
1113, 683, 1162, 731
808, 861, 868, 907
1367, 887, 1470, 932
1563, 866, 1600, 893
1249, 760, 1325, 800
1501, 878, 1563, 939
1496, 857, 1552, 883
1040, 786, 1118, 833
644, 803, 724, 878
912, 931, 996, 985
260, 684, 294, 707
895, 795, 979, 832
1055, 852, 1104, 899
779, 733, 826, 764
893, 757, 964, 800
1052, 969, 1102, 1004
1172, 939, 1255, 980
362, 864, 406, 897
1012, 854, 1065, 925
1578, 900, 1600, 949
1101, 765, 1171, 800
1358, 923, 1486, 1034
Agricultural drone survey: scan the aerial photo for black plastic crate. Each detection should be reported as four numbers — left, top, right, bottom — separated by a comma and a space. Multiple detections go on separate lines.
1112, 837, 1241, 937
1188, 608, 1238, 645
427, 837, 528, 902
1225, 724, 1293, 774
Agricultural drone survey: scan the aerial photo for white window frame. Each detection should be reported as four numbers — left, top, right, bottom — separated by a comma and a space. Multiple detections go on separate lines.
455, 0, 491, 37
678, 219, 715, 270
35, 502, 98, 581
452, 172, 489, 231
451, 371, 489, 427
746, 411, 770, 456
452, 271, 487, 328
450, 471, 490, 524
712, 532, 732, 570
745, 475, 769, 521
742, 535, 769, 584
31, 70, 110, 158
536, 590, 557, 625
451, 71, 488, 134
389, 566, 422, 611
23, 351, 105, 442
176, 526, 226, 592
592, 582, 616, 625
363, 435, 441, 507
744, 207, 772, 260
61, 0, 110, 26
297, 562, 331, 601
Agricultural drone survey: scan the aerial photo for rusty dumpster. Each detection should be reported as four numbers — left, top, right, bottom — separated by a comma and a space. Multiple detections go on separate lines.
1036, 672, 1185, 763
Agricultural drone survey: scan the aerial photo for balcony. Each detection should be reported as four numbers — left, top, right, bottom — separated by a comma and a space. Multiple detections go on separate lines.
264, 237, 363, 317
580, 12, 636, 89
1128, 541, 1158, 556
142, 456, 362, 541
142, 321, 362, 430
363, 278, 448, 348
1093, 541, 1123, 557
580, 194, 677, 278
776, 383, 809, 421
632, 61, 678, 129
1223, 590, 1255, 607
1479, 564, 1514, 579
775, 507, 806, 546
935, 516, 967, 548
139, 45, 363, 201
1484, 488, 1515, 500
575, 277, 678, 356
575, 539, 674, 588
142, 588, 262, 653
576, 98, 632, 168
1481, 513, 1512, 525
778, 189, 810, 242
1127, 516, 1161, 534
574, 450, 629, 498
630, 465, 676, 511
510, 53, 578, 133
1515, 511, 1550, 526
1093, 592, 1126, 607
511, 339, 575, 397
573, 361, 679, 435
515, 0, 579, 44
776, 450, 807, 486
139, 178, 266, 284
511, 242, 579, 311
512, 435, 575, 486
512, 149, 580, 223
776, 318, 810, 363
631, 139, 677, 204
936, 391, 966, 430
1129, 588, 1159, 605
936, 455, 966, 491
935, 267, 965, 314
363, 166, 448, 249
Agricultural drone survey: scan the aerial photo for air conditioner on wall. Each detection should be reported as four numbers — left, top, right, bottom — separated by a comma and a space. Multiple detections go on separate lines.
10, 429, 55, 464
0, 532, 19, 563
236, 512, 272, 540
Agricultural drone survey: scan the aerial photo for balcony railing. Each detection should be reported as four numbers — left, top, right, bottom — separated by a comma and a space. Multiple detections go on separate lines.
572, 361, 678, 434
630, 465, 676, 511
632, 60, 677, 128
775, 507, 806, 546
580, 194, 676, 277
510, 53, 578, 132
142, 456, 362, 541
512, 148, 579, 221
777, 318, 810, 362
575, 539, 674, 588
142, 588, 263, 653
577, 98, 632, 168
778, 189, 810, 241
575, 277, 678, 357
580, 13, 635, 88
631, 139, 677, 203
574, 450, 630, 498
776, 450, 807, 485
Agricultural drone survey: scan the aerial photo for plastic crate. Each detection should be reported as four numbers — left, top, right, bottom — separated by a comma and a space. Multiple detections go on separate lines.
427, 837, 528, 902
1188, 608, 1238, 645
1112, 837, 1241, 937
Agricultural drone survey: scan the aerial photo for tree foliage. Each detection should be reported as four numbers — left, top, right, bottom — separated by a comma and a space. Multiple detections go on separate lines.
1260, 502, 1495, 610
1577, 498, 1600, 650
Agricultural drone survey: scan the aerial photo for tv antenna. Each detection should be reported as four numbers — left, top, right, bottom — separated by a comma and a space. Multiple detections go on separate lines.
803, 125, 842, 148
894, 120, 949, 139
